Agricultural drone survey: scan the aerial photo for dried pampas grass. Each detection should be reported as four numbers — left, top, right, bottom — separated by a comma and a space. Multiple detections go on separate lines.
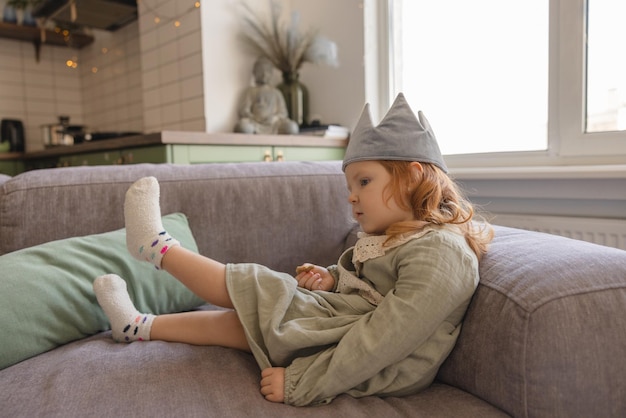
239, 0, 338, 74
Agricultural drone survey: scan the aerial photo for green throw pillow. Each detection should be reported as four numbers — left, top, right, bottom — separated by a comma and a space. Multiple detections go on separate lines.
0, 213, 205, 370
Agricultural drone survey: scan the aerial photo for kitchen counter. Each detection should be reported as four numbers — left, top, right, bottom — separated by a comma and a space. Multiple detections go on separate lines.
0, 152, 24, 160
23, 131, 348, 159
20, 131, 348, 172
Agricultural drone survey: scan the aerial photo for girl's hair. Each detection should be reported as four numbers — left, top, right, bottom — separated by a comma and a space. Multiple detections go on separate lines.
379, 160, 493, 260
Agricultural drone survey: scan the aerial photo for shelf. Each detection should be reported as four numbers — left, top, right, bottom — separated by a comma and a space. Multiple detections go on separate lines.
0, 21, 93, 60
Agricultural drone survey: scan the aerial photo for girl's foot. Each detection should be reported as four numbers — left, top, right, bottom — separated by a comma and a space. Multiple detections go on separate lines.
93, 274, 154, 342
124, 176, 179, 269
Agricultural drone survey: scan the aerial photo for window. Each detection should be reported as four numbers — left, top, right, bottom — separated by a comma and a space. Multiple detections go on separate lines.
585, 1, 626, 133
393, 0, 548, 155
385, 0, 626, 162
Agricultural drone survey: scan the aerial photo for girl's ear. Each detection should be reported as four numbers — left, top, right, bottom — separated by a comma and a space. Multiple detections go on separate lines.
409, 161, 424, 174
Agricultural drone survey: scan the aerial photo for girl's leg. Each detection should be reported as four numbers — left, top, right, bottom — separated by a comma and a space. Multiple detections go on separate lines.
124, 176, 233, 309
160, 246, 233, 309
94, 274, 249, 350
151, 311, 250, 351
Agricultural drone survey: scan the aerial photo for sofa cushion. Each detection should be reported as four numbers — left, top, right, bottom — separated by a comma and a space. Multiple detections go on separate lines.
437, 226, 626, 418
0, 213, 204, 370
0, 331, 510, 417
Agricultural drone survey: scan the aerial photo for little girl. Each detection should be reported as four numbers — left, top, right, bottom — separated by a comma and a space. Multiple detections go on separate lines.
94, 93, 493, 406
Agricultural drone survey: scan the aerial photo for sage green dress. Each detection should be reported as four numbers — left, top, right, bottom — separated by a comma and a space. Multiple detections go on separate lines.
225, 226, 479, 406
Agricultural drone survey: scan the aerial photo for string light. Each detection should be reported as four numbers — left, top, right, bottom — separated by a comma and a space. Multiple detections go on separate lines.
86, 1, 200, 75
138, 0, 200, 28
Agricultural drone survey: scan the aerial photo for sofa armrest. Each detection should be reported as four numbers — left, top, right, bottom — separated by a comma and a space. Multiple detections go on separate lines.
438, 226, 626, 417
0, 174, 10, 186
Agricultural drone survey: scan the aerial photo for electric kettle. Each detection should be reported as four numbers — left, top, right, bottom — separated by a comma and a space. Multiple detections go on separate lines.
0, 119, 25, 152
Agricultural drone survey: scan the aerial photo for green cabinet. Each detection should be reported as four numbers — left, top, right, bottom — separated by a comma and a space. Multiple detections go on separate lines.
161, 144, 344, 164
78, 144, 344, 165
273, 146, 345, 162
58, 150, 122, 166
18, 132, 347, 172
0, 158, 24, 176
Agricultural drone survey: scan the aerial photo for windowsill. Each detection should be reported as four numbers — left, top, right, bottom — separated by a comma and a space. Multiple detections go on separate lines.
450, 164, 626, 180
443, 149, 626, 180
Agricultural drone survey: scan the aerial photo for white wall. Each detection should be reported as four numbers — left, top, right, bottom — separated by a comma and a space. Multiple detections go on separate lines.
292, 0, 366, 128
199, 0, 248, 133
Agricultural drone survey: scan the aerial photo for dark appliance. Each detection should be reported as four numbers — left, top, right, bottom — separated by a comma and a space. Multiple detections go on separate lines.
0, 119, 25, 152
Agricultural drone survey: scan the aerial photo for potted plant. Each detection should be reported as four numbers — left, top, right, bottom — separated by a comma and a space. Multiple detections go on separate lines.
239, 1, 339, 126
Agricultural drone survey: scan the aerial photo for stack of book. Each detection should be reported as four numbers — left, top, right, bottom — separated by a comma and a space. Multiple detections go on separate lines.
299, 124, 350, 139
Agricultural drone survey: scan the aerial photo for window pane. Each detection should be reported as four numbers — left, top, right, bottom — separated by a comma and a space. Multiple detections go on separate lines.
585, 0, 626, 133
396, 1, 548, 155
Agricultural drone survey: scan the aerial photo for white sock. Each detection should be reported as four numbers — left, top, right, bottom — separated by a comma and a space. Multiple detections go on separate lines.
124, 176, 179, 269
93, 274, 155, 343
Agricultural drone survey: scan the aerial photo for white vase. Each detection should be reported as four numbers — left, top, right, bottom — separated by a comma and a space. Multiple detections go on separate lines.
15, 7, 23, 25
2, 3, 17, 24
23, 6, 35, 26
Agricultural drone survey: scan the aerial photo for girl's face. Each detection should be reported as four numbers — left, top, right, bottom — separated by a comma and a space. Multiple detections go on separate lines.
345, 161, 416, 235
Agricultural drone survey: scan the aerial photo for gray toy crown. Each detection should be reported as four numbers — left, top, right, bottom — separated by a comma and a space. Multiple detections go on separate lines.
342, 93, 447, 173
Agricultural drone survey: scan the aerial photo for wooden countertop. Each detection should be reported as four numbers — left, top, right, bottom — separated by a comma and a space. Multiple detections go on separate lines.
0, 152, 24, 160
22, 131, 348, 159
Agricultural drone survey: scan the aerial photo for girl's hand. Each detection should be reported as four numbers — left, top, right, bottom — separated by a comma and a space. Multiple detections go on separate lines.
295, 264, 334, 291
260, 367, 285, 403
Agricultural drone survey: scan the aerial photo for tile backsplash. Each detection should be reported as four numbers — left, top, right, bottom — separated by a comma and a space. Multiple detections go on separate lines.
0, 0, 205, 152
79, 23, 144, 136
0, 23, 143, 152
137, 0, 205, 133
0, 36, 86, 151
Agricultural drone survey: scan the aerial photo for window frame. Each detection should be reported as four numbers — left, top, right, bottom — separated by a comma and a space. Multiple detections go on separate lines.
376, 0, 626, 168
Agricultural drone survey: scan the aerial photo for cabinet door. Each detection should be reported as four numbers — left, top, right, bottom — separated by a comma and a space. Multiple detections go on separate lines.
0, 160, 23, 176
170, 145, 272, 163
58, 150, 121, 166
120, 146, 169, 164
273, 146, 345, 162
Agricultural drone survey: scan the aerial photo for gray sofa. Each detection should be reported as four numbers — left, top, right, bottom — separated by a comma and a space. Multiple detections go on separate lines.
0, 161, 625, 417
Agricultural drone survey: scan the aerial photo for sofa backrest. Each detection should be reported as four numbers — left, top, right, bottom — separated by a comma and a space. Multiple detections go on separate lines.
0, 161, 358, 274
438, 225, 626, 417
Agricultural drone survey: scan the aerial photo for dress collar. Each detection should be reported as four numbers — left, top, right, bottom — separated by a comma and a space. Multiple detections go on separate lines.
352, 228, 434, 264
